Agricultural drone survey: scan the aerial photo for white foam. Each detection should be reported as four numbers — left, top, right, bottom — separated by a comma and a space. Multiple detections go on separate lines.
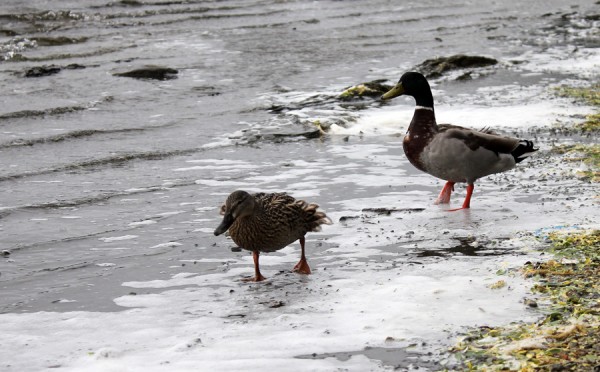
192, 227, 215, 233
329, 109, 411, 136
157, 210, 186, 216
96, 263, 117, 267
330, 99, 592, 137
150, 242, 183, 249
195, 179, 249, 187
175, 159, 258, 172
435, 101, 590, 129
99, 235, 138, 243
515, 47, 600, 78
0, 252, 538, 372
128, 220, 157, 227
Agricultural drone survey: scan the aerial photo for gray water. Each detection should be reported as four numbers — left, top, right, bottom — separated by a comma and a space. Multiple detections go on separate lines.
0, 0, 598, 316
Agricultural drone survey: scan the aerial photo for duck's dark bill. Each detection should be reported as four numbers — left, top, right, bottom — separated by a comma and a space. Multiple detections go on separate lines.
214, 213, 235, 236
381, 83, 405, 100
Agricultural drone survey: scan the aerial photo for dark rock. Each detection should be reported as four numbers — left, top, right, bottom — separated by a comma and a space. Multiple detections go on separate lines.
113, 0, 144, 6
339, 216, 360, 222
113, 66, 178, 81
524, 298, 538, 308
230, 246, 242, 252
65, 64, 86, 70
31, 36, 88, 47
24, 63, 86, 78
0, 29, 18, 37
415, 54, 498, 78
585, 14, 600, 21
456, 72, 473, 81
267, 301, 285, 308
25, 65, 62, 78
226, 313, 246, 318
361, 207, 425, 215
270, 129, 322, 140
192, 85, 221, 97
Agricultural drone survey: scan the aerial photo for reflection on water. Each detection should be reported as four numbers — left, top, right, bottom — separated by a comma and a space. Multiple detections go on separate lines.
416, 236, 515, 258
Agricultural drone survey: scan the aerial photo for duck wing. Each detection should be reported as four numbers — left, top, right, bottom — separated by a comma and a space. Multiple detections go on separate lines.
438, 124, 519, 156
255, 192, 331, 234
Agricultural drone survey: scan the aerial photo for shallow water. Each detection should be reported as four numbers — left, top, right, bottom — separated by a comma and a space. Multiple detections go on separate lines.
0, 0, 599, 370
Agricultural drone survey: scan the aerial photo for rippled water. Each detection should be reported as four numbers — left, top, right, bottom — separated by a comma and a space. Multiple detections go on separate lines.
0, 0, 599, 369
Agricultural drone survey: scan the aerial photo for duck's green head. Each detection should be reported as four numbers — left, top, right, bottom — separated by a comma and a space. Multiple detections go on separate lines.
214, 190, 255, 236
381, 72, 434, 108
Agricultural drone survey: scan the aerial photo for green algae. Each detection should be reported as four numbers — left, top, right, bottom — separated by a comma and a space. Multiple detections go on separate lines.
556, 84, 600, 106
450, 230, 600, 371
339, 80, 392, 100
552, 144, 600, 182
555, 84, 600, 133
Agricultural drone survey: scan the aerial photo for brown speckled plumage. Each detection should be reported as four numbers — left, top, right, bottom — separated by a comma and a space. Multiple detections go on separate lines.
225, 192, 330, 252
214, 190, 332, 281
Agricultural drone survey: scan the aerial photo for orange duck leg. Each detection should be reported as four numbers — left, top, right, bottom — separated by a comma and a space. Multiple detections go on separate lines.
448, 184, 474, 211
292, 237, 311, 275
242, 251, 267, 282
435, 181, 455, 204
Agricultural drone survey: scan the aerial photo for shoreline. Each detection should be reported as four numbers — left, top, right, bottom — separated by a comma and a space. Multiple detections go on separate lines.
448, 83, 599, 371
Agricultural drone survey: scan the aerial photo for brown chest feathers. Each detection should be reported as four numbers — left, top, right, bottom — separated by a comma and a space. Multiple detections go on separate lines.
403, 109, 437, 172
229, 214, 301, 252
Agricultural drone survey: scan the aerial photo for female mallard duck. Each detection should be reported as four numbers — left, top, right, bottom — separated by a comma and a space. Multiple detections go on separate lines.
214, 190, 332, 282
381, 72, 537, 210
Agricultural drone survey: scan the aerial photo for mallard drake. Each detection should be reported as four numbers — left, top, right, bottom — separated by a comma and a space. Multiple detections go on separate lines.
381, 71, 537, 210
214, 190, 332, 282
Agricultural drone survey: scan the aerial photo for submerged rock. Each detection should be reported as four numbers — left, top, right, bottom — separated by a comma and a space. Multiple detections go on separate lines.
109, 0, 144, 6
24, 64, 86, 78
25, 65, 61, 77
113, 66, 178, 81
31, 36, 88, 47
415, 54, 498, 78
0, 29, 18, 37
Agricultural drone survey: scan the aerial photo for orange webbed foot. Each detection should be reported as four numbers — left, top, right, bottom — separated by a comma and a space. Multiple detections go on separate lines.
241, 273, 267, 282
292, 258, 311, 275
446, 206, 470, 212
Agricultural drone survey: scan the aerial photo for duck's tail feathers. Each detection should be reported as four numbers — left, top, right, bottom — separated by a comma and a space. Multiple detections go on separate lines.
301, 202, 333, 232
512, 140, 538, 164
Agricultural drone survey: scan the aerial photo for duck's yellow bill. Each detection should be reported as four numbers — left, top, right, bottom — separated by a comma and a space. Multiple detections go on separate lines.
381, 83, 405, 100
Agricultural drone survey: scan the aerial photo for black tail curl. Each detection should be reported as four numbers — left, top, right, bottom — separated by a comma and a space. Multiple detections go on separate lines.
511, 140, 538, 164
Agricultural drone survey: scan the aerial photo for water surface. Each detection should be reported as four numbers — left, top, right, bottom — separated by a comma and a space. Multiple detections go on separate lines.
0, 0, 598, 370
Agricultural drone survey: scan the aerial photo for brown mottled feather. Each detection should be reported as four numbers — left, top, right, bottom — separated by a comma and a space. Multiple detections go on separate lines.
220, 191, 332, 253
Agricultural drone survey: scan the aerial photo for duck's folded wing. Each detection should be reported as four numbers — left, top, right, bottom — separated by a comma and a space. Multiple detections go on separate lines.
438, 124, 518, 155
